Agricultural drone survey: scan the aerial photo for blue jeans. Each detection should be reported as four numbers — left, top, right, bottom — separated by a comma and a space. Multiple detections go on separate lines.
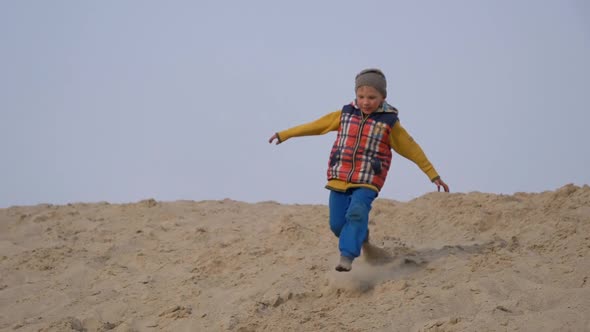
329, 188, 378, 260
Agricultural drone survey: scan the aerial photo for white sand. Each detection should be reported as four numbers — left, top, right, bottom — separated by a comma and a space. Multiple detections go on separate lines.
1, 184, 589, 331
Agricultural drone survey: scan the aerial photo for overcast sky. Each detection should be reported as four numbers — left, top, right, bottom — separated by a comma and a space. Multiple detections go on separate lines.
1, 0, 589, 207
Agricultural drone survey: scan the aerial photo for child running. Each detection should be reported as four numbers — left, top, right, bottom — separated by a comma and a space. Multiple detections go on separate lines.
268, 68, 449, 272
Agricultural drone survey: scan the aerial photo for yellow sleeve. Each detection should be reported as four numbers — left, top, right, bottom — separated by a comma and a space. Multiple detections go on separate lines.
389, 121, 440, 181
277, 111, 341, 143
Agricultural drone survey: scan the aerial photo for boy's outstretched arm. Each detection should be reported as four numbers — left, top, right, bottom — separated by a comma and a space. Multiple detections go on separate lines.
268, 111, 341, 145
390, 121, 450, 192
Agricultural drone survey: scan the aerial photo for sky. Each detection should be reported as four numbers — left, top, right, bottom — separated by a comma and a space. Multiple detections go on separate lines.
1, 0, 589, 207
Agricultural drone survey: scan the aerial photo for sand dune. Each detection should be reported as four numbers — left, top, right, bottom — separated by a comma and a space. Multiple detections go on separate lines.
1, 184, 589, 331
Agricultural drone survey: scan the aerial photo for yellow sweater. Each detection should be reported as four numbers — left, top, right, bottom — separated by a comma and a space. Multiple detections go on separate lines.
277, 110, 440, 192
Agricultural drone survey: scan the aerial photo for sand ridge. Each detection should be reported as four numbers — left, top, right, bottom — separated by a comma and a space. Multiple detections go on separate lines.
1, 184, 589, 331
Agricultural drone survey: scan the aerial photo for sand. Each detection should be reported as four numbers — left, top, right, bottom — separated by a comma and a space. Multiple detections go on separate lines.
1, 184, 589, 331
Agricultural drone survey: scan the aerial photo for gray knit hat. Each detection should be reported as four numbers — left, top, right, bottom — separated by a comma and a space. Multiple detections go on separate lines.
355, 68, 387, 98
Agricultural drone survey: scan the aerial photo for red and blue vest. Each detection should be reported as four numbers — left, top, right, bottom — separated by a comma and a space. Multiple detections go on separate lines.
327, 102, 399, 191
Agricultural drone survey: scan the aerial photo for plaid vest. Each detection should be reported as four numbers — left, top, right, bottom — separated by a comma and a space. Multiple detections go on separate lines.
327, 102, 398, 190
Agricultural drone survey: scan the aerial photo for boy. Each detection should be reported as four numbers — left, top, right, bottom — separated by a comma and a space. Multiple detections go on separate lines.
268, 68, 449, 272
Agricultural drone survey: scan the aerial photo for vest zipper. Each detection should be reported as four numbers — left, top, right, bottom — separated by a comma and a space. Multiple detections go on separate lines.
347, 113, 369, 183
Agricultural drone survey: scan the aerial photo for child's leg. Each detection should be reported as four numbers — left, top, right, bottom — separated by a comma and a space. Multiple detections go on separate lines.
338, 188, 377, 260
328, 190, 350, 237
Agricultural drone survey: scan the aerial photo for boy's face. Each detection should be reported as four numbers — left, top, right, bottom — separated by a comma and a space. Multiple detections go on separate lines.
355, 86, 385, 115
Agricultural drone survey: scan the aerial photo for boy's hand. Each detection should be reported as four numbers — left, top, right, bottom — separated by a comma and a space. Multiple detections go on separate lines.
268, 133, 280, 145
434, 178, 450, 192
